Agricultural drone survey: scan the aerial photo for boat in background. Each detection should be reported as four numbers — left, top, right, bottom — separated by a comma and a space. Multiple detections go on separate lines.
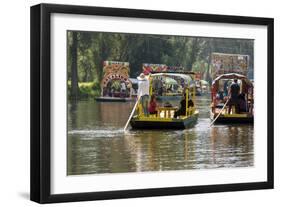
95, 61, 134, 102
194, 72, 210, 96
210, 73, 254, 124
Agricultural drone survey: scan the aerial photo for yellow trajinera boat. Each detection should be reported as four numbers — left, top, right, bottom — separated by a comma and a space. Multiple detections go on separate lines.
130, 72, 199, 129
210, 73, 254, 124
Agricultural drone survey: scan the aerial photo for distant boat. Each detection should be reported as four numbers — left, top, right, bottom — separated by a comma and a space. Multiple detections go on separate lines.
195, 79, 210, 96
95, 61, 134, 102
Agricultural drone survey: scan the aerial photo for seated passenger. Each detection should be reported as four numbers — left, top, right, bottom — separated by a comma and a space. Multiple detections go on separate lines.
174, 93, 194, 118
149, 95, 158, 115
216, 90, 224, 101
188, 98, 194, 108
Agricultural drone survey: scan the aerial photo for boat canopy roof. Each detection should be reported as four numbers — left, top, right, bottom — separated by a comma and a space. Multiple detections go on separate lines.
212, 73, 253, 87
151, 72, 194, 79
150, 72, 194, 86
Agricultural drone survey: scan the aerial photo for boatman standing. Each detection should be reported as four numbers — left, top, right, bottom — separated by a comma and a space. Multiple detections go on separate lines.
137, 73, 150, 116
228, 79, 240, 114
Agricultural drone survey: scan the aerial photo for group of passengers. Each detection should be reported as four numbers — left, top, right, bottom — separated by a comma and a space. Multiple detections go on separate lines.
216, 79, 247, 114
137, 73, 194, 118
104, 81, 128, 97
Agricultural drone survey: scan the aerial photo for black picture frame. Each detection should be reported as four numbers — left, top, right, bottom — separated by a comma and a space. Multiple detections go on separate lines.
30, 3, 274, 204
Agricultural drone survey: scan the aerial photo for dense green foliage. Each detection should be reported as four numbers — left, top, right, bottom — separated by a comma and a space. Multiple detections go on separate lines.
67, 31, 254, 99
68, 80, 100, 99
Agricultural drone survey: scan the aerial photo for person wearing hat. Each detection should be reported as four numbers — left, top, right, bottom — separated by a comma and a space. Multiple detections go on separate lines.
137, 73, 150, 116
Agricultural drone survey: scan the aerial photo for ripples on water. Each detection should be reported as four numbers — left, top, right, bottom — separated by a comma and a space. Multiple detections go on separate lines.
67, 96, 253, 175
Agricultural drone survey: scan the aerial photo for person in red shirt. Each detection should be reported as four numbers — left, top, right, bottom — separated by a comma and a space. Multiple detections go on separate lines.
149, 95, 157, 115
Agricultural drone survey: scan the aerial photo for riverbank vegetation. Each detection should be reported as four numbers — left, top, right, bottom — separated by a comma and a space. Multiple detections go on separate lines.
67, 80, 100, 99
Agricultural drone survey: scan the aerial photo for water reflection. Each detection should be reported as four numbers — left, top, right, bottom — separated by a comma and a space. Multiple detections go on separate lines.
67, 96, 253, 175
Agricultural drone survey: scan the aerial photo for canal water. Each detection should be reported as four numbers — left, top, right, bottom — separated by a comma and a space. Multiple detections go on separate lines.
67, 95, 253, 175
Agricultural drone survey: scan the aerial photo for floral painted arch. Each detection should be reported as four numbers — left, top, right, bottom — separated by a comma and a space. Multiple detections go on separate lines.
101, 61, 132, 96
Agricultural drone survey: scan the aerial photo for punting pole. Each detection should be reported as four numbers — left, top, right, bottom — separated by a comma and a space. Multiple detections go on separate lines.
210, 98, 230, 126
124, 96, 141, 132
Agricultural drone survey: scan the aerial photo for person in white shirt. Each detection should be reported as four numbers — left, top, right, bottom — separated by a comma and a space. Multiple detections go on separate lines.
120, 81, 126, 97
120, 81, 126, 91
137, 73, 150, 116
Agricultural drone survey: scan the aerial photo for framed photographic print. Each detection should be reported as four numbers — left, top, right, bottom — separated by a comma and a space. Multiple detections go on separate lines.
30, 3, 274, 203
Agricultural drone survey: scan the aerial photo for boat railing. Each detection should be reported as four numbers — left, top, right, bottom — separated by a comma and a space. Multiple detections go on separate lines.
186, 107, 195, 117
157, 107, 177, 118
137, 102, 178, 119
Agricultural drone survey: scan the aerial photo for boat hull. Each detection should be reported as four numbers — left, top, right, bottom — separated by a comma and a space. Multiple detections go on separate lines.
210, 112, 253, 124
130, 113, 198, 129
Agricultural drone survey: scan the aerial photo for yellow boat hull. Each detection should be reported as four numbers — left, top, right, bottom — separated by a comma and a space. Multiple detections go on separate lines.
130, 111, 199, 129
210, 111, 253, 124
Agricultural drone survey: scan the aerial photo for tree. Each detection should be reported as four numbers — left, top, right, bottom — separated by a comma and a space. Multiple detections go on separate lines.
67, 31, 254, 99
70, 32, 79, 100
186, 38, 201, 71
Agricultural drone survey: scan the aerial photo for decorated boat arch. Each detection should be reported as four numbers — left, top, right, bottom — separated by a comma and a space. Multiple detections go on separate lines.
96, 61, 133, 102
211, 53, 249, 79
142, 63, 185, 75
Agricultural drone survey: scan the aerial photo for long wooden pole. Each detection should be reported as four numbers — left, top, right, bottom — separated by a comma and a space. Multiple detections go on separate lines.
210, 98, 230, 126
124, 96, 141, 132
124, 75, 150, 132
